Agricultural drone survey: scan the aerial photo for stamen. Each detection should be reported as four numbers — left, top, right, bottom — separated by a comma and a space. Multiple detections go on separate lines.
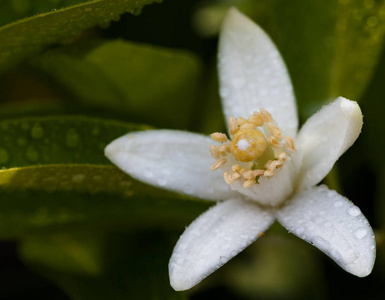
210, 132, 228, 143
248, 112, 264, 126
231, 172, 241, 180
229, 116, 238, 135
219, 144, 231, 153
224, 171, 233, 185
236, 117, 248, 126
231, 164, 242, 172
243, 179, 256, 188
210, 108, 296, 188
210, 158, 227, 170
268, 136, 281, 148
210, 145, 220, 159
285, 137, 296, 152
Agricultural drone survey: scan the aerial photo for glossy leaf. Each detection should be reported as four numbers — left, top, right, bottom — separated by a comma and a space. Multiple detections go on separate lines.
0, 0, 156, 74
0, 116, 210, 238
32, 40, 201, 127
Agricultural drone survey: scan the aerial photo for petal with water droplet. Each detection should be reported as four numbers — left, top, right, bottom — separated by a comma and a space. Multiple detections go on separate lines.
297, 97, 363, 189
218, 8, 298, 136
276, 185, 375, 277
169, 198, 275, 291
105, 130, 239, 201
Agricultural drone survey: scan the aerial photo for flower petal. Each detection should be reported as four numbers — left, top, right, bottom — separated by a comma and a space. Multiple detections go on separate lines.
169, 198, 275, 291
218, 7, 298, 136
276, 185, 376, 277
297, 97, 363, 189
105, 130, 239, 201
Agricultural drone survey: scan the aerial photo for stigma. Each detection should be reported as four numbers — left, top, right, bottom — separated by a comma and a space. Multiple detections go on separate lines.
210, 109, 295, 188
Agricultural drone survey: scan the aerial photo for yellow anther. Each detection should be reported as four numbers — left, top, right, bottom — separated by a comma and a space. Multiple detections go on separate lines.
243, 179, 256, 188
267, 124, 282, 139
285, 137, 295, 152
248, 113, 264, 126
229, 116, 238, 135
268, 136, 281, 148
264, 169, 274, 177
210, 145, 220, 159
224, 171, 233, 185
210, 158, 227, 170
219, 144, 230, 153
231, 164, 242, 172
242, 169, 264, 180
236, 117, 249, 126
240, 123, 256, 130
210, 132, 228, 143
260, 109, 274, 123
232, 172, 241, 180
230, 129, 268, 162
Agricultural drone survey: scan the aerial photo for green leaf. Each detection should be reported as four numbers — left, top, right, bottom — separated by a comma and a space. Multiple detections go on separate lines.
195, 0, 385, 118
32, 40, 202, 128
0, 0, 85, 27
20, 231, 186, 300
0, 0, 156, 74
0, 116, 209, 238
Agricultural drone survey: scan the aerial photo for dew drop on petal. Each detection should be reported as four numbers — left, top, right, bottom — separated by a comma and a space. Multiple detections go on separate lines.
354, 228, 368, 240
334, 200, 343, 208
219, 256, 227, 264
348, 207, 361, 217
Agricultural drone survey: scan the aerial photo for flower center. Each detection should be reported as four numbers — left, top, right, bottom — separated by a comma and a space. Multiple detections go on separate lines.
210, 109, 296, 188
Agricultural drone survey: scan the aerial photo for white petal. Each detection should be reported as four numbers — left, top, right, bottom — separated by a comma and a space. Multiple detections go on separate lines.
297, 97, 363, 189
277, 185, 376, 277
105, 130, 239, 201
218, 8, 298, 136
169, 198, 275, 291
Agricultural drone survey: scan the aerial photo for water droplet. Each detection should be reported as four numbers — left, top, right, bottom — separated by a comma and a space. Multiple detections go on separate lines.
26, 146, 39, 162
0, 148, 9, 164
143, 169, 153, 179
334, 200, 343, 208
31, 123, 44, 139
72, 174, 85, 183
355, 228, 367, 239
17, 138, 27, 146
66, 128, 80, 148
348, 207, 361, 217
219, 256, 227, 264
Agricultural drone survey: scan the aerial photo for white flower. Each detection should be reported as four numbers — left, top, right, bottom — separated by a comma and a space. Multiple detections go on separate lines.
105, 8, 375, 291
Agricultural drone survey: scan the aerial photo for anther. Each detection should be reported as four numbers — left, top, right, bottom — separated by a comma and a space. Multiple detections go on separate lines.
232, 172, 241, 180
236, 117, 248, 126
285, 137, 295, 152
219, 144, 230, 153
243, 179, 256, 188
210, 158, 227, 170
248, 112, 264, 126
268, 136, 281, 148
229, 116, 238, 135
231, 164, 242, 172
224, 171, 233, 185
210, 132, 228, 143
210, 145, 220, 159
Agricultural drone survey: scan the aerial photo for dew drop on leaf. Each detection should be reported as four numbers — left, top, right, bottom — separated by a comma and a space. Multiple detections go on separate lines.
0, 148, 10, 164
30, 123, 44, 139
65, 128, 80, 148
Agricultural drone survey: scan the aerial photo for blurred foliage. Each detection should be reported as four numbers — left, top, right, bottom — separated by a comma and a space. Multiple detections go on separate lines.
0, 0, 384, 299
